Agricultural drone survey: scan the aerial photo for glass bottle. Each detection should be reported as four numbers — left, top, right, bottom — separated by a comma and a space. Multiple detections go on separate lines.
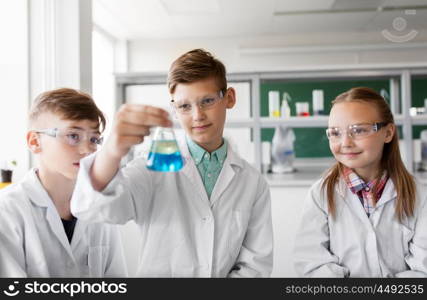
146, 127, 184, 172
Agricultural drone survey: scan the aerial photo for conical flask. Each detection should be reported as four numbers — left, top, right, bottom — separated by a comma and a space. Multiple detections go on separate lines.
146, 127, 184, 172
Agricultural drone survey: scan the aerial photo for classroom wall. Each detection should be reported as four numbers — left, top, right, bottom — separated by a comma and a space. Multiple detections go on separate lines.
0, 0, 29, 181
128, 31, 427, 73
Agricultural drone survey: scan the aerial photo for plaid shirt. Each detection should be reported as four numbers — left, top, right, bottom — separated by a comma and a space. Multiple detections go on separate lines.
342, 167, 388, 217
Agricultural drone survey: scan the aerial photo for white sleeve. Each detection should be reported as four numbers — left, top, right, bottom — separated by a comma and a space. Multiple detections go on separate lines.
70, 153, 153, 225
293, 182, 350, 277
395, 192, 427, 278
228, 176, 273, 278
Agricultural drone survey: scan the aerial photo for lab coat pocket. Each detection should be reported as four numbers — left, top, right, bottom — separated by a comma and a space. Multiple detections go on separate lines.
227, 210, 251, 260
88, 246, 109, 277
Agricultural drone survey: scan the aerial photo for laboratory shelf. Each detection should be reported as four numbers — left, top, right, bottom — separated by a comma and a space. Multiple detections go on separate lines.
173, 118, 255, 129
225, 118, 255, 128
116, 65, 427, 173
265, 158, 427, 188
260, 116, 329, 128
260, 115, 403, 128
411, 115, 427, 125
264, 158, 334, 187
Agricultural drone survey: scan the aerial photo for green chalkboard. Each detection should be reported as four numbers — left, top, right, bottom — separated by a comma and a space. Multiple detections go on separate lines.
260, 79, 391, 158
412, 77, 427, 139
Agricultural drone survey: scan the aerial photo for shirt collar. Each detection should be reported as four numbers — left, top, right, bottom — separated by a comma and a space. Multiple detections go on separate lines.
342, 166, 388, 194
186, 136, 227, 165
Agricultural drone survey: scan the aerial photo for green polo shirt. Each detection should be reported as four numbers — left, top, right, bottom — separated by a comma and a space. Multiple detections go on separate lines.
186, 137, 227, 199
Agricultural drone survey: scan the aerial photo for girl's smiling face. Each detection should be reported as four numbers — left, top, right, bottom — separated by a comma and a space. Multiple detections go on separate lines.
328, 101, 394, 182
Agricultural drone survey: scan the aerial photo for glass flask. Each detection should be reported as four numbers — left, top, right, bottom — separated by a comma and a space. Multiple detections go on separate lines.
146, 127, 184, 172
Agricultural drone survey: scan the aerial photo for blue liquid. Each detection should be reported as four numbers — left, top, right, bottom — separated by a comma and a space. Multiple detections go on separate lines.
147, 151, 183, 172
146, 139, 183, 172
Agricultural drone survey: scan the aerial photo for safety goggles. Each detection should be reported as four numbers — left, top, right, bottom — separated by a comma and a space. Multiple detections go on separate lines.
34, 127, 103, 148
171, 90, 225, 115
326, 122, 388, 142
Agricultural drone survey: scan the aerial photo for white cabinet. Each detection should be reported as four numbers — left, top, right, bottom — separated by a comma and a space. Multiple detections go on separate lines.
270, 186, 309, 277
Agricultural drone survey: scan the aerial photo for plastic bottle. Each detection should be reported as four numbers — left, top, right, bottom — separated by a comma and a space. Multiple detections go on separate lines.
268, 91, 280, 118
281, 92, 291, 118
261, 141, 271, 173
271, 125, 296, 173
312, 90, 324, 116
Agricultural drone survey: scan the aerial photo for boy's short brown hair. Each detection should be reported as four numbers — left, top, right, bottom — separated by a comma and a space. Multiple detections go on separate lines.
167, 49, 227, 94
29, 88, 106, 132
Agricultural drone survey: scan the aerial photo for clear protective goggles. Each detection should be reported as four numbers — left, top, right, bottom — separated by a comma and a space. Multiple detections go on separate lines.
171, 90, 225, 115
34, 127, 103, 148
326, 122, 388, 142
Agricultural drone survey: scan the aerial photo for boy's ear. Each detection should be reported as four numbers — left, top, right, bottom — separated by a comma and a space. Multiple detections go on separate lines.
225, 87, 236, 109
27, 131, 42, 154
384, 123, 395, 143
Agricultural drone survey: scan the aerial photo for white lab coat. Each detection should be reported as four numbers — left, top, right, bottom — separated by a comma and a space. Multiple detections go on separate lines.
293, 177, 427, 277
70, 138, 273, 277
0, 169, 127, 277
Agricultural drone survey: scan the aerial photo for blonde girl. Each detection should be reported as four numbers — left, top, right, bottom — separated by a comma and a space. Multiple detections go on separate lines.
293, 87, 427, 277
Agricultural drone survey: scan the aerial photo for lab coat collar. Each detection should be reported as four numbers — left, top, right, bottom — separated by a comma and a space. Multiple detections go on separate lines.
21, 169, 83, 260
336, 176, 397, 206
21, 169, 52, 208
336, 177, 397, 226
179, 135, 244, 207
179, 137, 209, 205
209, 146, 243, 206
375, 179, 398, 207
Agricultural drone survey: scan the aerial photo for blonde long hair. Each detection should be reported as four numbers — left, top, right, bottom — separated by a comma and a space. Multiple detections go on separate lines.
321, 87, 416, 221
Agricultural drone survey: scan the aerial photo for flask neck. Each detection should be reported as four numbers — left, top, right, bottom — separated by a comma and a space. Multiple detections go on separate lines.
153, 126, 176, 140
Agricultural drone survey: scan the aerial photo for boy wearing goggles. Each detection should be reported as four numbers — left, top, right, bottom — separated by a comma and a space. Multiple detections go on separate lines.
0, 88, 127, 277
71, 49, 273, 277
